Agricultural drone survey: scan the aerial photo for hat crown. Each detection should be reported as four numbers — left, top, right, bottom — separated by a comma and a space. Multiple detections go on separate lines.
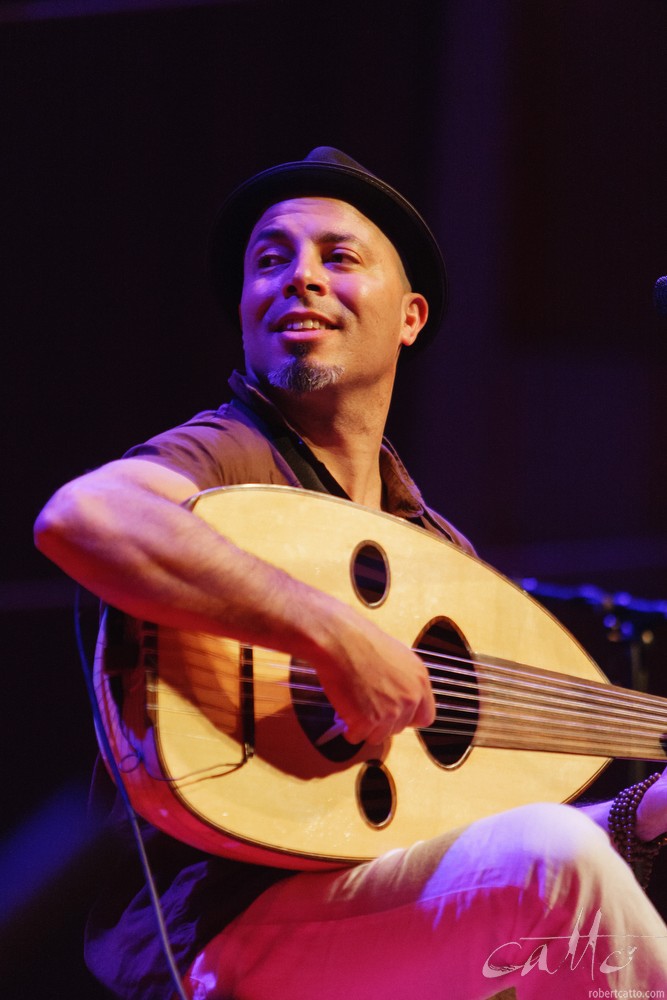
304, 146, 371, 175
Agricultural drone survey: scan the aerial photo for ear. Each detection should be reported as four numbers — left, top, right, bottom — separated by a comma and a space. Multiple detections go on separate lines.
400, 292, 429, 347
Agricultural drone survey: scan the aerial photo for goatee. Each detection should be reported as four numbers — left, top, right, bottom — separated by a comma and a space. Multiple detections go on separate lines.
267, 353, 344, 393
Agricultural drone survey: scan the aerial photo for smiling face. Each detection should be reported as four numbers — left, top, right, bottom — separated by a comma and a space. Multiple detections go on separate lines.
239, 197, 428, 397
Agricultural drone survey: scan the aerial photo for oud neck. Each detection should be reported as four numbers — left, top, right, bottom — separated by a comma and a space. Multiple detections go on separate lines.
471, 661, 667, 761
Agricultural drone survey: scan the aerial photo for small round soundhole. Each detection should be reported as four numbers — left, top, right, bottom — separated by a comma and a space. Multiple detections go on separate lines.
357, 760, 395, 827
351, 542, 389, 607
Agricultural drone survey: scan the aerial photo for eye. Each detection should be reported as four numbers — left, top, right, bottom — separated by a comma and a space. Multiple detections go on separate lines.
256, 251, 287, 269
327, 248, 360, 266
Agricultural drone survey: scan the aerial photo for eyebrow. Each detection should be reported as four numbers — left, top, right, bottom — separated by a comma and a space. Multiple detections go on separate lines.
249, 226, 364, 248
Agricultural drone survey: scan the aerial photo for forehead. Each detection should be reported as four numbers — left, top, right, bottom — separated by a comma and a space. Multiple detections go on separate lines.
245, 196, 399, 258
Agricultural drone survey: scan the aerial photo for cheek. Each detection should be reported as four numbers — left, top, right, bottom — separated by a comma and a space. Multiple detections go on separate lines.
355, 283, 405, 336
239, 283, 259, 317
339, 277, 385, 321
240, 285, 273, 334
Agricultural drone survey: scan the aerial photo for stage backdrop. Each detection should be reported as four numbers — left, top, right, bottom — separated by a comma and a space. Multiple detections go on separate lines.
2, 1, 666, 996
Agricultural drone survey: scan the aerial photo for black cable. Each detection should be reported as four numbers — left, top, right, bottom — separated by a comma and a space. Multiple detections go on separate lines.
73, 586, 189, 1000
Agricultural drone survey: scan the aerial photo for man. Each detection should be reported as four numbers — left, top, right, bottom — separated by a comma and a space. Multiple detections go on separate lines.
35, 147, 667, 999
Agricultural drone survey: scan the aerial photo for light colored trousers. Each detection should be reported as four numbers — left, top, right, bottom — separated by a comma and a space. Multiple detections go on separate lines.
184, 803, 667, 1000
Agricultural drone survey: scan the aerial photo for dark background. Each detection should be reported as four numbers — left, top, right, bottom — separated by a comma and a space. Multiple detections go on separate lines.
2, 0, 667, 996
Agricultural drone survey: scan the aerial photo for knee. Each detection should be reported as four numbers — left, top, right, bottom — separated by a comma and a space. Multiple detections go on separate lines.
492, 802, 619, 903
514, 802, 609, 865
417, 801, 631, 923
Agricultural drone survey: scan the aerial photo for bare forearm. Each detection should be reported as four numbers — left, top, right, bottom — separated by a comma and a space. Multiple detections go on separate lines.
579, 800, 611, 834
34, 462, 334, 660
580, 773, 667, 842
35, 459, 436, 743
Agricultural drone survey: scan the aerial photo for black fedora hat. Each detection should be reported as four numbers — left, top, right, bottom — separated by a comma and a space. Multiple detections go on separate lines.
208, 146, 447, 349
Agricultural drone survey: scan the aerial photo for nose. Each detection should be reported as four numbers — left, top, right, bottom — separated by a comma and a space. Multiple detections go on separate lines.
282, 249, 328, 299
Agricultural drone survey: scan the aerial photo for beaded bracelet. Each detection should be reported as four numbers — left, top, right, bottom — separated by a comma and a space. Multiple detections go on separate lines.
608, 772, 667, 889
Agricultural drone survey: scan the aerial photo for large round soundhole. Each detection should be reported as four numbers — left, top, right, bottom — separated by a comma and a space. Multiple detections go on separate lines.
416, 618, 478, 767
290, 659, 362, 762
357, 760, 395, 827
351, 542, 389, 607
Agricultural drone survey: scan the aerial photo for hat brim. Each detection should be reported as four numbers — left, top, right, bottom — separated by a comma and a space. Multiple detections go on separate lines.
208, 160, 447, 350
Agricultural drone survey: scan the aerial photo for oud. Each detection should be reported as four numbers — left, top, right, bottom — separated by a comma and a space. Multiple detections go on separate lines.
94, 485, 667, 870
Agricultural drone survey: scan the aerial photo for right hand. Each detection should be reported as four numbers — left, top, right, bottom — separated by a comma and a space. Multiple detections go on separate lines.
311, 600, 436, 746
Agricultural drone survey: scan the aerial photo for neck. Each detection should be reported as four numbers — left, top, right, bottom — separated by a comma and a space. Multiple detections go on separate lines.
265, 381, 391, 509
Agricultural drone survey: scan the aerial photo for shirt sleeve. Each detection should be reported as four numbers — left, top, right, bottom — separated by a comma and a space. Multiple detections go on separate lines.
122, 408, 300, 492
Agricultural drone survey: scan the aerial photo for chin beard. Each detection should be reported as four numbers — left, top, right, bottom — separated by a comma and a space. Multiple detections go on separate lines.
266, 354, 344, 393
